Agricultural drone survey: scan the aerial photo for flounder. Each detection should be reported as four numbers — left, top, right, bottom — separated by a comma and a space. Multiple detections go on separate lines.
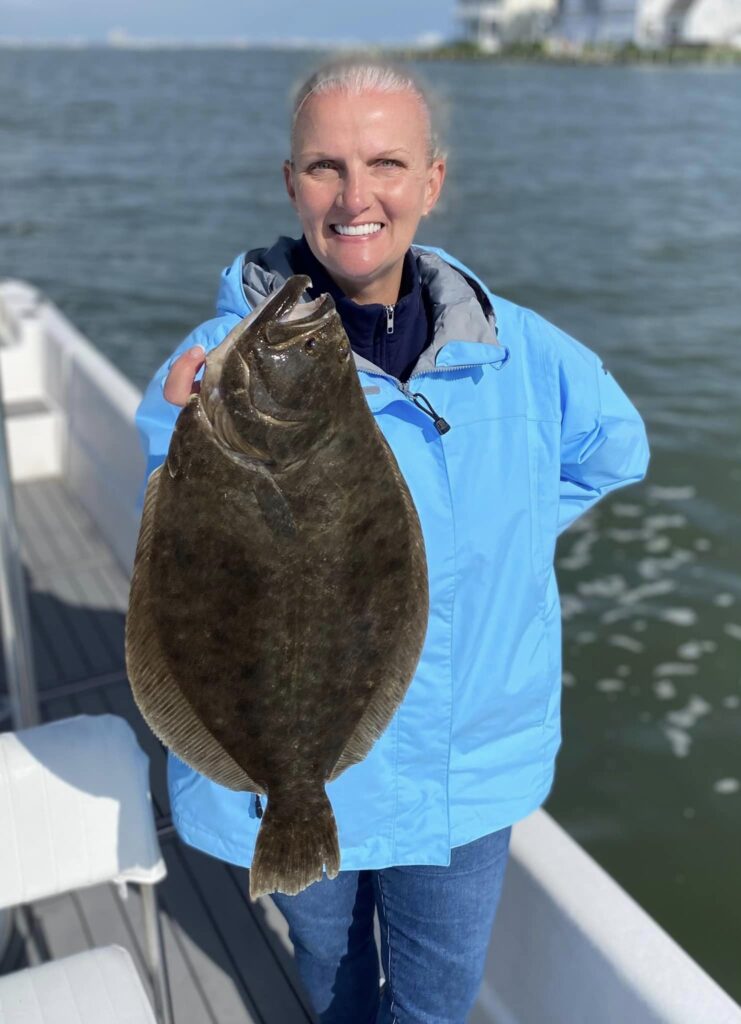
126, 275, 429, 900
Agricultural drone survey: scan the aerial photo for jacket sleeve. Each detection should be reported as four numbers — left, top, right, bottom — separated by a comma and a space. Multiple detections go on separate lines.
134, 313, 241, 507
549, 321, 650, 537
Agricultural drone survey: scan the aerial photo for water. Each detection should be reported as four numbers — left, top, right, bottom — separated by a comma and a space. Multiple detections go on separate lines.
2, 49, 740, 998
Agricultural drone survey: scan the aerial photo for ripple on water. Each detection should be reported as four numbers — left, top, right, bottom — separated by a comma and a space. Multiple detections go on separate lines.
677, 640, 717, 659
644, 513, 688, 530
621, 579, 676, 605
660, 608, 698, 626
654, 662, 698, 677
609, 634, 644, 653
557, 529, 599, 572
663, 726, 692, 758
596, 678, 625, 693
612, 503, 643, 518
654, 680, 677, 700
577, 575, 627, 598
665, 696, 712, 729
724, 623, 741, 641
638, 549, 695, 581
647, 485, 697, 501
560, 594, 585, 620
645, 537, 671, 553
714, 593, 736, 607
713, 778, 740, 795
661, 696, 713, 758
576, 629, 597, 642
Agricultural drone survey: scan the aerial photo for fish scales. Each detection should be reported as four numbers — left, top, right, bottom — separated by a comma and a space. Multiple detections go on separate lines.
126, 275, 429, 899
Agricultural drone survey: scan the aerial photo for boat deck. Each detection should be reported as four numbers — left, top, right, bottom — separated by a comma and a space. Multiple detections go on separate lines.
1, 474, 317, 1024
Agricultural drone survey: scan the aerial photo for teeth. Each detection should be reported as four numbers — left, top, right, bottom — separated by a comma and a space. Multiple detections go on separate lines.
333, 223, 383, 236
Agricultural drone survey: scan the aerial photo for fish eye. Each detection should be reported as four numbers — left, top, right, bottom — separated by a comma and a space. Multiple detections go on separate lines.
304, 337, 317, 353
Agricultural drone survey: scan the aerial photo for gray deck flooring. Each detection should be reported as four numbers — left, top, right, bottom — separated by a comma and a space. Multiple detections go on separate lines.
1, 475, 316, 1024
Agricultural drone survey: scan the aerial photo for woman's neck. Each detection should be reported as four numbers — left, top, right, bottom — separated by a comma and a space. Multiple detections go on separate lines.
328, 267, 404, 307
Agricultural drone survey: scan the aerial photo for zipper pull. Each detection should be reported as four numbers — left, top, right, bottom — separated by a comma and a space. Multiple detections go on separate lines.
408, 389, 451, 435
255, 794, 263, 818
385, 305, 395, 334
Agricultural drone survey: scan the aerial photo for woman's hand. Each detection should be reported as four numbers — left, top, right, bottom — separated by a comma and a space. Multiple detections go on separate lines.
163, 346, 205, 406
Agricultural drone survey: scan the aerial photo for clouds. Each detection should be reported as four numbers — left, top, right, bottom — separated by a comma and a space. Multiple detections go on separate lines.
0, 0, 455, 44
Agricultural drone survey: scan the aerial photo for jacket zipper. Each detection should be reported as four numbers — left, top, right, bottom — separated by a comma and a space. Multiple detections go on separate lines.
385, 305, 395, 334
362, 362, 493, 436
363, 351, 509, 436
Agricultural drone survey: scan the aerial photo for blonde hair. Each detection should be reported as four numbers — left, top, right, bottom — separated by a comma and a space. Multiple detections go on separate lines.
289, 56, 447, 165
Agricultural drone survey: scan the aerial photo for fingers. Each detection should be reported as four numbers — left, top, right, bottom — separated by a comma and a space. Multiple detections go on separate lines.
163, 346, 205, 406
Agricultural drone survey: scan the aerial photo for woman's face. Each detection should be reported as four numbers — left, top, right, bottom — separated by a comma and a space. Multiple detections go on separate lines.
284, 88, 445, 305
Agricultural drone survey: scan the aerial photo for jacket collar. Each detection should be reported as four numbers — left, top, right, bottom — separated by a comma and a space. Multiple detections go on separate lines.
223, 235, 503, 378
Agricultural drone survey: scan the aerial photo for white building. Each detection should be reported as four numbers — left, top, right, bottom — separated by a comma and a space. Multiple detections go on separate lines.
555, 0, 741, 47
456, 0, 558, 51
682, 0, 741, 45
457, 0, 741, 48
636, 0, 699, 45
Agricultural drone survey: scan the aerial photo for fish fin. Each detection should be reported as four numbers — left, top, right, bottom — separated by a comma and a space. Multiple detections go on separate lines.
327, 693, 405, 780
248, 788, 340, 901
126, 464, 261, 792
329, 495, 429, 781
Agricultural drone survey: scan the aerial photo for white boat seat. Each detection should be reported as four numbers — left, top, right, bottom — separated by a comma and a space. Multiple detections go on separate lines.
0, 714, 165, 906
0, 945, 157, 1023
0, 715, 173, 1023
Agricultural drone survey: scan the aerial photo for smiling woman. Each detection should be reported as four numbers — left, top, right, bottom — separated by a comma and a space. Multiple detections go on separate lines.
134, 56, 650, 1024
283, 66, 446, 305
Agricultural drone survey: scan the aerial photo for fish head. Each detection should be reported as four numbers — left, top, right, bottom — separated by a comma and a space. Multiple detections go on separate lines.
200, 275, 353, 465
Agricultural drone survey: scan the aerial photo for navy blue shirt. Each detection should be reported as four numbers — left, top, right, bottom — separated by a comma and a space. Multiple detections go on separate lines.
290, 236, 431, 383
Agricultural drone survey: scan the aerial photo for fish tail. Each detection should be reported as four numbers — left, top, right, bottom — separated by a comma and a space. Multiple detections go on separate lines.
248, 787, 340, 901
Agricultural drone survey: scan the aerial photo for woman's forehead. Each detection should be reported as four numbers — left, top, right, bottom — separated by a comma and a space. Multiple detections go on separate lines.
293, 89, 429, 152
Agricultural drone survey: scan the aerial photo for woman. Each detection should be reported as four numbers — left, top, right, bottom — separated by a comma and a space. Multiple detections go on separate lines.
136, 59, 650, 1024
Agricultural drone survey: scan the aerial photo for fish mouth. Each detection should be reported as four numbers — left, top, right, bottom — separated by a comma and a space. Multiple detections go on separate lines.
264, 291, 336, 350
199, 277, 340, 444
200, 277, 332, 402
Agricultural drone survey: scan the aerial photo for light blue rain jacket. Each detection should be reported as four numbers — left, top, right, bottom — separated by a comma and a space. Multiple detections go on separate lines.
135, 239, 650, 870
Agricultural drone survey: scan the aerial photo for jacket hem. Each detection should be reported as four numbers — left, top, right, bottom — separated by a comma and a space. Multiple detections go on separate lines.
170, 767, 555, 872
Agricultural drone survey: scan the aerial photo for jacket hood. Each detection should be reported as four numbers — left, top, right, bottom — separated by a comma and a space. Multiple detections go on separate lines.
214, 236, 502, 377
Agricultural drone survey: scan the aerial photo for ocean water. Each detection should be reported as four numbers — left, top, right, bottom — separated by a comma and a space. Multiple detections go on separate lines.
1, 48, 740, 998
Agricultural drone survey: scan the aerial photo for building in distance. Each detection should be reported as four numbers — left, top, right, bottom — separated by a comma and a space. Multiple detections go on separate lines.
455, 0, 559, 51
455, 0, 741, 49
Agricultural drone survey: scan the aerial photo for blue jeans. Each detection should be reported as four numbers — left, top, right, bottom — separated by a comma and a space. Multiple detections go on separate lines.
269, 827, 512, 1024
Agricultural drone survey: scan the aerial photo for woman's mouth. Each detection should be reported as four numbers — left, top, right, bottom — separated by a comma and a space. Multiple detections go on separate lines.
331, 222, 384, 237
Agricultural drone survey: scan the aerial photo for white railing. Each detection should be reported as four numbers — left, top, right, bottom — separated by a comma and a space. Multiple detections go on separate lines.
0, 281, 144, 573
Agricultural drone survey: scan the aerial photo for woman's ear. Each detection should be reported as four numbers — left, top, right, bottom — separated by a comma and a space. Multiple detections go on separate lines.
283, 159, 297, 208
423, 159, 446, 215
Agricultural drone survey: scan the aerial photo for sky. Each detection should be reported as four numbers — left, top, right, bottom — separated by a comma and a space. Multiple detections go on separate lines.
0, 0, 457, 45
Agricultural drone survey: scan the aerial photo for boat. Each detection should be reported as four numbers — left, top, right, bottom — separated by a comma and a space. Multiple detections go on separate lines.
1, 277, 739, 1023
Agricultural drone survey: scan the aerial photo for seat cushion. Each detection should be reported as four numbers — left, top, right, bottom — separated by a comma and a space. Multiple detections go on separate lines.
0, 945, 157, 1023
0, 715, 166, 908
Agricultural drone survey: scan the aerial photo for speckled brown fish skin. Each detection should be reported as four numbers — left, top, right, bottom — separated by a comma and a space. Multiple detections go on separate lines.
125, 276, 429, 900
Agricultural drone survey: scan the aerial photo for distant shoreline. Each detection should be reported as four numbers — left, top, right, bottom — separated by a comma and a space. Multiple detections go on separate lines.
393, 41, 741, 66
0, 39, 740, 66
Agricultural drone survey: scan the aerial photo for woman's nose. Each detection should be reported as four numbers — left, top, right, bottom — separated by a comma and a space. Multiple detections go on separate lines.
337, 169, 372, 215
